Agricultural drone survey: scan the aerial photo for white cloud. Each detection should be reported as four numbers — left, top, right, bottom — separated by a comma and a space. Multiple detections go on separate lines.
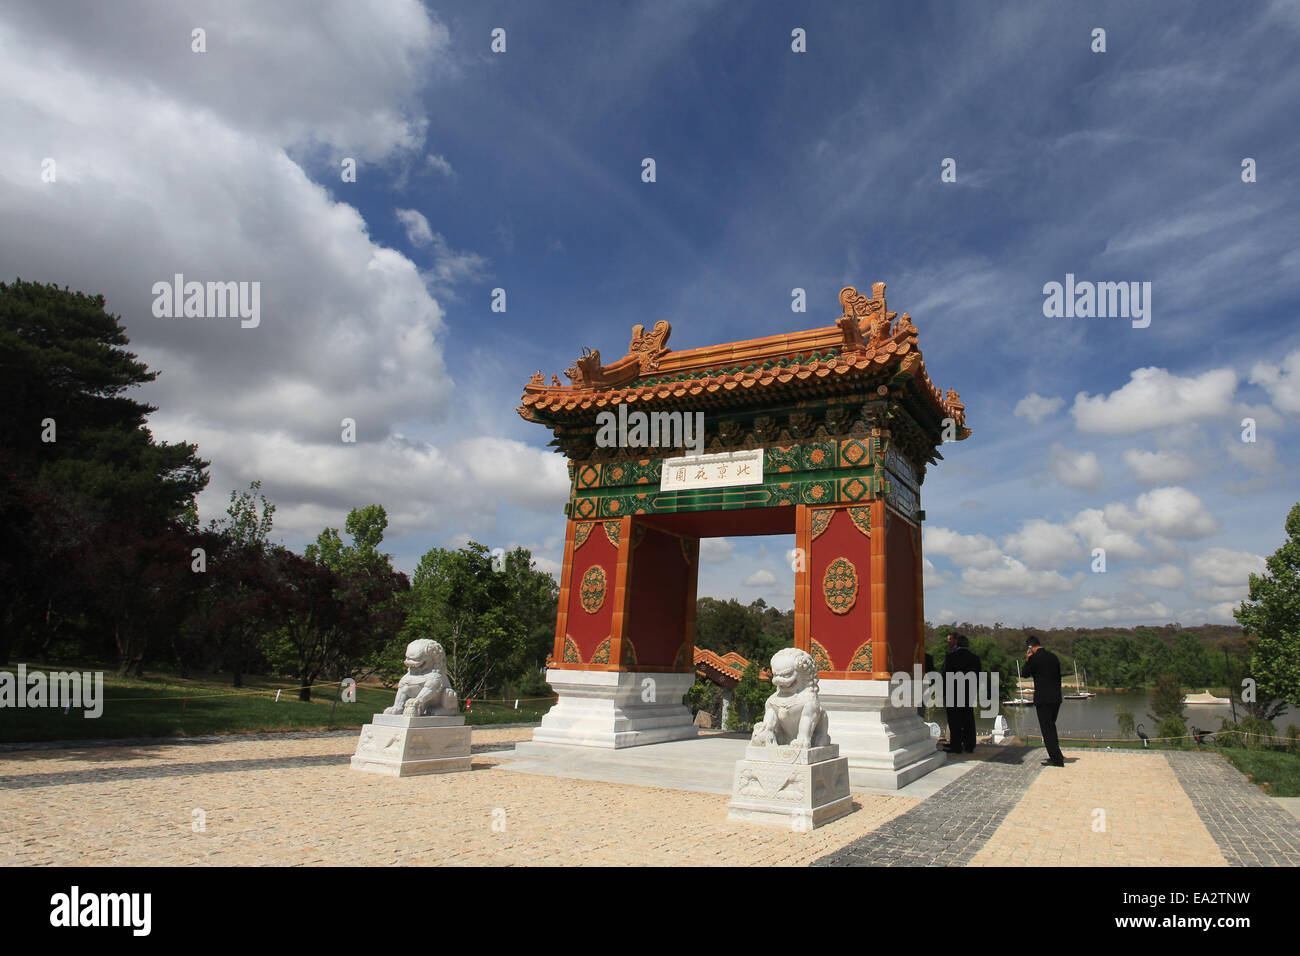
958, 556, 1077, 597
425, 153, 455, 177
1224, 434, 1283, 475
923, 557, 948, 588
457, 437, 572, 512
924, 527, 1002, 568
700, 538, 736, 562
424, 232, 490, 292
1047, 444, 1103, 492
1064, 597, 1177, 623
0, 1, 476, 549
1072, 367, 1238, 434
1002, 519, 1082, 570
1105, 487, 1219, 539
1207, 602, 1242, 624
1068, 509, 1146, 561
1122, 448, 1197, 484
1013, 393, 1064, 425
1249, 349, 1300, 415
396, 207, 434, 246
1189, 547, 1265, 603
1129, 564, 1186, 590
744, 569, 777, 587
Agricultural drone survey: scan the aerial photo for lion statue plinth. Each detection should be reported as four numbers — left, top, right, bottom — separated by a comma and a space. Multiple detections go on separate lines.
750, 647, 830, 749
383, 639, 459, 717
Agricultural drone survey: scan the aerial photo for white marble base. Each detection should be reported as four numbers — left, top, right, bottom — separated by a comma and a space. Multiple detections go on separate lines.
520, 669, 699, 750
350, 713, 471, 777
727, 743, 853, 830
818, 679, 946, 790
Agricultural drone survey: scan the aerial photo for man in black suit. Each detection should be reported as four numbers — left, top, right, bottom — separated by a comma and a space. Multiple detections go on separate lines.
918, 650, 935, 719
1024, 635, 1065, 767
942, 632, 981, 753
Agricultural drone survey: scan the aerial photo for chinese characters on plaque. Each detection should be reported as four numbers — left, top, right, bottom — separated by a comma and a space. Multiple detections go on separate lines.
659, 449, 765, 491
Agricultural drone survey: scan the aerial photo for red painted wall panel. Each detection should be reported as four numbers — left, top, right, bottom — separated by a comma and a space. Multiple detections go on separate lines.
565, 525, 618, 661
886, 513, 918, 674
808, 508, 872, 670
627, 527, 691, 668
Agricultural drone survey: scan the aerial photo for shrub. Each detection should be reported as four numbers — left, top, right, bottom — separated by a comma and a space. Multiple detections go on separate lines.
1115, 705, 1135, 739
1217, 718, 1244, 748
1156, 715, 1188, 748
1240, 716, 1277, 750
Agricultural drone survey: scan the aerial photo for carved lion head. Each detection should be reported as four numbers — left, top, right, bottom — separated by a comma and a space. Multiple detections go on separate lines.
770, 647, 817, 692
404, 639, 446, 675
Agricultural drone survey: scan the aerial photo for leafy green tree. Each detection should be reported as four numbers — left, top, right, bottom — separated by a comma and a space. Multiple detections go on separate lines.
694, 597, 763, 660
0, 280, 208, 668
198, 482, 282, 686
269, 505, 409, 701
394, 541, 555, 701
727, 661, 771, 732
1235, 503, 1300, 719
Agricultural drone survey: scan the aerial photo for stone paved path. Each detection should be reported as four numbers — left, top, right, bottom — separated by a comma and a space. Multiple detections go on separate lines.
970, 750, 1226, 866
0, 729, 915, 866
4, 734, 1299, 866
1166, 751, 1300, 866
813, 747, 1040, 866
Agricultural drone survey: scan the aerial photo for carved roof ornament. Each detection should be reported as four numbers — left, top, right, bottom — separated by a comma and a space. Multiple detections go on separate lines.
627, 320, 672, 372
564, 347, 605, 388
839, 283, 898, 350
551, 374, 561, 386
944, 388, 966, 420
529, 370, 544, 386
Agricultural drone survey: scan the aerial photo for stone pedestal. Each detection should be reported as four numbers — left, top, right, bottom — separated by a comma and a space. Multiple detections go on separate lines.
350, 713, 471, 776
519, 669, 698, 750
727, 743, 853, 830
818, 679, 945, 790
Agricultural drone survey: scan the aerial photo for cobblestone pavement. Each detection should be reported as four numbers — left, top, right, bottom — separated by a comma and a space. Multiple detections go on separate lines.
0, 729, 916, 866
970, 750, 1227, 866
1165, 751, 1300, 866
812, 746, 1041, 866
4, 735, 1298, 866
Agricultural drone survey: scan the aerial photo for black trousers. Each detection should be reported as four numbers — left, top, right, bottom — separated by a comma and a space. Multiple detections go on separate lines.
945, 706, 976, 751
1036, 702, 1064, 763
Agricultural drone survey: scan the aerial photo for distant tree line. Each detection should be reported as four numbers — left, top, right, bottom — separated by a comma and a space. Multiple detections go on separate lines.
0, 280, 557, 700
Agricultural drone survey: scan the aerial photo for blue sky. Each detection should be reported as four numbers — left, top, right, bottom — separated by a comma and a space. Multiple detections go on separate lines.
2, 1, 1297, 627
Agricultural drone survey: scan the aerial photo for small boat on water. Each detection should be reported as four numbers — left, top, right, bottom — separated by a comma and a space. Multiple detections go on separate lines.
1186, 689, 1231, 705
1003, 659, 1032, 706
1064, 663, 1097, 700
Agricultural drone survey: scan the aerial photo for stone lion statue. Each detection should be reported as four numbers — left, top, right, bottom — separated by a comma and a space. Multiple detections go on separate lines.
751, 647, 830, 749
383, 639, 459, 717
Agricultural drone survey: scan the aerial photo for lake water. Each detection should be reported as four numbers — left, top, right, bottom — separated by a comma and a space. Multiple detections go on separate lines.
964, 691, 1294, 742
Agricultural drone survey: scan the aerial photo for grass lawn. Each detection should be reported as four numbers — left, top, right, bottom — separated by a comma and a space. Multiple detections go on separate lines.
1217, 748, 1300, 797
0, 662, 553, 744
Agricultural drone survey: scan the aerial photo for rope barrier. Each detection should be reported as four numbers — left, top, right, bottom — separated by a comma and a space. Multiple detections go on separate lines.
1020, 728, 1287, 744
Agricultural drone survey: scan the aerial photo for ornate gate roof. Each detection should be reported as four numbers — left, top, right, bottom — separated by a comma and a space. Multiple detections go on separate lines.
518, 282, 970, 520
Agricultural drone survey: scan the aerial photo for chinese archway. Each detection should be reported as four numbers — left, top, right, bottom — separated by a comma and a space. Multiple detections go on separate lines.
515, 282, 970, 788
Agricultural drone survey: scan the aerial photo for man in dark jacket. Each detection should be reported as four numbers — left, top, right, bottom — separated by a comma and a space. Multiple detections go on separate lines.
918, 650, 935, 719
1024, 635, 1065, 766
942, 632, 981, 753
